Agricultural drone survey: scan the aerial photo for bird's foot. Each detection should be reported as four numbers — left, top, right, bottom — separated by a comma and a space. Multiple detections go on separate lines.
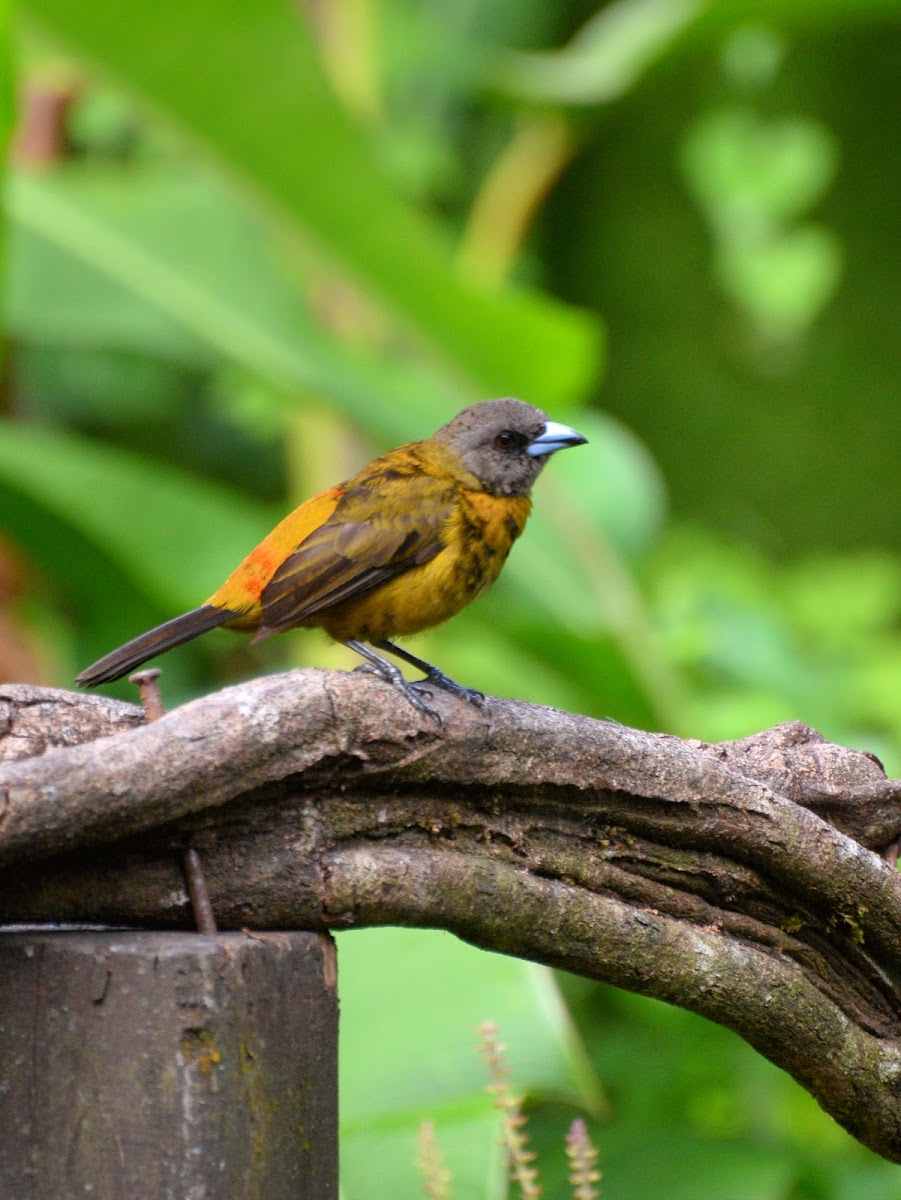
416, 668, 488, 711
352, 661, 442, 723
367, 640, 488, 715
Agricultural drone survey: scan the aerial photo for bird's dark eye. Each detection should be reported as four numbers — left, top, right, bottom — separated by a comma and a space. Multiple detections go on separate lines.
494, 430, 517, 450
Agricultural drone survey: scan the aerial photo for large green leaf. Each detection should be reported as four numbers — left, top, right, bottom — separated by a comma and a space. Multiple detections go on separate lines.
21, 0, 600, 409
0, 421, 271, 611
5, 167, 455, 442
510, 410, 666, 634
7, 169, 264, 366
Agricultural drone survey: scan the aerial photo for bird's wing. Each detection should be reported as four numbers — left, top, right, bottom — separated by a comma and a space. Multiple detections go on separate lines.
253, 474, 455, 639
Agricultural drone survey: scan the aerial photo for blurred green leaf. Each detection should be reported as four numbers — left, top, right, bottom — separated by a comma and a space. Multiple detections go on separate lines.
717, 223, 842, 336
605, 1131, 795, 1198
0, 470, 162, 676
552, 410, 668, 559
494, 0, 901, 111
339, 928, 603, 1200
7, 168, 268, 366
0, 420, 271, 611
556, 979, 901, 1200
17, 343, 196, 426
8, 217, 214, 364
679, 106, 842, 335
785, 554, 901, 647
495, 0, 704, 104
681, 108, 839, 230
5, 166, 467, 442
22, 0, 601, 408
647, 527, 901, 770
719, 24, 786, 87
0, 0, 12, 281
342, 1110, 502, 1200
7, 168, 372, 410
488, 413, 667, 639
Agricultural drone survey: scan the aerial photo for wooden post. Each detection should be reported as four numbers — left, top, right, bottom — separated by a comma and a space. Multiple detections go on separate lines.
0, 929, 338, 1199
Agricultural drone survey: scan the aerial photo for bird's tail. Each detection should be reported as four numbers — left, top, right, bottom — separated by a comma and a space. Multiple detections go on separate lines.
76, 604, 236, 687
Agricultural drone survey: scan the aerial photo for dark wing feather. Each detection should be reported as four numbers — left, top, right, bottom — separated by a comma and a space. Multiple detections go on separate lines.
254, 477, 454, 639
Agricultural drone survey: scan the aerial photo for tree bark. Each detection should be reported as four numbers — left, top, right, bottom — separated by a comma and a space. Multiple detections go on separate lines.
1, 673, 900, 1162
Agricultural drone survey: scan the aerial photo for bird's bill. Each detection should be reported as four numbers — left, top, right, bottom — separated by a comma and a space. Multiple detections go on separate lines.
526, 420, 588, 458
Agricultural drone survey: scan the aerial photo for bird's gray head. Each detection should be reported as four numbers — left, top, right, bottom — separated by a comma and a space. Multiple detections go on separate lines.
433, 397, 587, 496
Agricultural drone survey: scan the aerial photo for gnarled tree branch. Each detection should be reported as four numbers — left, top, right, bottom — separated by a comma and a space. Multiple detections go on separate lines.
1, 674, 900, 1161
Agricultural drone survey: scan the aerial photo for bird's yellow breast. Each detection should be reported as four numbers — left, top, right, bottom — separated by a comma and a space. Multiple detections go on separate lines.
316, 490, 532, 643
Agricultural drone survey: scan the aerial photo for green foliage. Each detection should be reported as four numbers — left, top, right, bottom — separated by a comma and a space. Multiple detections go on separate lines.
339, 931, 602, 1200
680, 103, 842, 338
543, 980, 901, 1200
1, 1, 899, 1195
494, 0, 704, 105
648, 529, 901, 771
22, 0, 600, 409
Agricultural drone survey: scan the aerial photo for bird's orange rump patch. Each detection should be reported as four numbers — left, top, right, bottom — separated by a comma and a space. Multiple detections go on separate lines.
207, 485, 345, 618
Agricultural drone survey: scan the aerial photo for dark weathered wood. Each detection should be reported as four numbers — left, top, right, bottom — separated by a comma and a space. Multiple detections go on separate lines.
0, 929, 338, 1200
0, 684, 141, 765
0, 675, 899, 1162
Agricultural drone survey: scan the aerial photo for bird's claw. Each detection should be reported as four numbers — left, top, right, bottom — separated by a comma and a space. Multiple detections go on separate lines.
353, 662, 442, 723
352, 662, 384, 679
351, 647, 487, 721
419, 670, 488, 711
401, 686, 443, 724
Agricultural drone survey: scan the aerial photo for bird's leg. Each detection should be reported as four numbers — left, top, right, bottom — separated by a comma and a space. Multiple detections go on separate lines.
374, 640, 488, 711
345, 639, 442, 723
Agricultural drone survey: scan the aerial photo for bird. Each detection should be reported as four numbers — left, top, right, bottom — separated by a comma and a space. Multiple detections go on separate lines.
77, 397, 587, 719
